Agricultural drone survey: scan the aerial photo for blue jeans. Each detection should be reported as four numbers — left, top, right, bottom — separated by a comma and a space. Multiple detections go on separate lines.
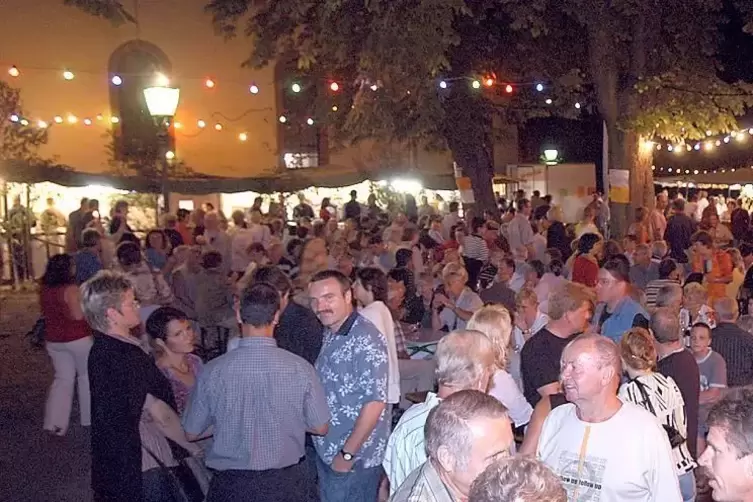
679, 470, 696, 502
316, 455, 382, 502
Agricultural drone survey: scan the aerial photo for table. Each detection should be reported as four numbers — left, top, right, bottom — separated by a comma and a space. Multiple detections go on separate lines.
399, 328, 444, 408
405, 327, 445, 359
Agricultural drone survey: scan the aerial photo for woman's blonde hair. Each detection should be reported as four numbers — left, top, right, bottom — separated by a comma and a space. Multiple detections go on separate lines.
683, 281, 708, 306
516, 288, 539, 310
442, 261, 468, 284
467, 305, 513, 370
620, 327, 657, 371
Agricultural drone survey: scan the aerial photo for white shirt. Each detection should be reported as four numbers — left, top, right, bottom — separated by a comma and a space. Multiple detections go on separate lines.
696, 197, 709, 221
441, 212, 461, 240
488, 369, 533, 427
230, 227, 256, 272
359, 301, 401, 404
383, 392, 441, 494
439, 288, 483, 331
248, 223, 271, 248
507, 213, 534, 253
538, 402, 682, 502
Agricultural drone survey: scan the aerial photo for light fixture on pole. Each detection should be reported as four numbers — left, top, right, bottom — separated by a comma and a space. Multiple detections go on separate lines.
144, 82, 180, 215
543, 149, 559, 166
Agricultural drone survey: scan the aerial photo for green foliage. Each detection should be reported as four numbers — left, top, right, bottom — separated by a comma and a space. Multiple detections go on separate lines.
0, 80, 49, 163
62, 0, 135, 26
500, 0, 753, 141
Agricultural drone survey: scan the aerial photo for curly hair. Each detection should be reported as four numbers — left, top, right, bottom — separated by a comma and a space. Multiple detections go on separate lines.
469, 456, 566, 502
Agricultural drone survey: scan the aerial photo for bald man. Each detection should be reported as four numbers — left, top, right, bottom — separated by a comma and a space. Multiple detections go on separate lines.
537, 335, 682, 501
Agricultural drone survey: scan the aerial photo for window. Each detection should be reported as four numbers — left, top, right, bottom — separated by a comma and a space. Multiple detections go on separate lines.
108, 40, 174, 164
275, 58, 328, 169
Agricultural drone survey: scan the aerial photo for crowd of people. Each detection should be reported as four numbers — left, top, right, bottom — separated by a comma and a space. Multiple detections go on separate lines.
34, 187, 753, 502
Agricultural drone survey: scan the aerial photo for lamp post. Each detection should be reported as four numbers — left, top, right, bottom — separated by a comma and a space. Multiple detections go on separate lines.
543, 149, 559, 166
143, 83, 180, 214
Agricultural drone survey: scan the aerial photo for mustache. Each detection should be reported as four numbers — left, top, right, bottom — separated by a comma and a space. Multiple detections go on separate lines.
317, 310, 334, 316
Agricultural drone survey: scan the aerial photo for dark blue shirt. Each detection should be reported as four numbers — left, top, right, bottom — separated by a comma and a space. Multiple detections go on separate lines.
275, 301, 323, 366
75, 249, 102, 284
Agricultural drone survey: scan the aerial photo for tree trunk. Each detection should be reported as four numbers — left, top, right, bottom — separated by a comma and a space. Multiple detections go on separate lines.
605, 123, 654, 238
457, 148, 497, 218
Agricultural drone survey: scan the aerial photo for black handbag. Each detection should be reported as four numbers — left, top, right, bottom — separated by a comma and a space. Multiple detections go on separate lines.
143, 444, 206, 502
634, 377, 686, 448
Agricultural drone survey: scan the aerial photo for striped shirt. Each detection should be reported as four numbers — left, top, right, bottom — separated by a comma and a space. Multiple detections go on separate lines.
644, 278, 681, 309
383, 392, 441, 494
391, 460, 455, 502
462, 234, 489, 262
619, 373, 696, 474
712, 322, 753, 387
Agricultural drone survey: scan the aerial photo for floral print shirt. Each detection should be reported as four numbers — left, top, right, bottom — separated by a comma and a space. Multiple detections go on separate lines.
314, 311, 389, 468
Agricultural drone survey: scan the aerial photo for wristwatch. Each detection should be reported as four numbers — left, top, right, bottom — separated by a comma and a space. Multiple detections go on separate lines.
340, 449, 355, 462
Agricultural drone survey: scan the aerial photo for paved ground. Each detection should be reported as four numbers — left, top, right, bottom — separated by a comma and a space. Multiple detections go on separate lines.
0, 290, 91, 502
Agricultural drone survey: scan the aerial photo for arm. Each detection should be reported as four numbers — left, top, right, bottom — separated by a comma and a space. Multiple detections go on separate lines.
342, 401, 386, 454
303, 366, 331, 436
700, 387, 723, 405
537, 382, 562, 400
63, 285, 85, 321
519, 395, 552, 456
144, 394, 200, 454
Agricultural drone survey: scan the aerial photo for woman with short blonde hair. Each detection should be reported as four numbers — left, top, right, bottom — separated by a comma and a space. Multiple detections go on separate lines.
468, 306, 533, 428
431, 262, 482, 331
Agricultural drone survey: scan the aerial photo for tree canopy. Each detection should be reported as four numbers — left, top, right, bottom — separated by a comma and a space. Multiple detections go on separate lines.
0, 81, 49, 164
69, 0, 753, 227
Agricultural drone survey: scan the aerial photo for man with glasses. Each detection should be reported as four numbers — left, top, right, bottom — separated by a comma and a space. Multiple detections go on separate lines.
593, 257, 649, 342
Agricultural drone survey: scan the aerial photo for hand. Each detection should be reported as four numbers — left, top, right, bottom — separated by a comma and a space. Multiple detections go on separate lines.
186, 443, 204, 457
331, 453, 354, 473
434, 294, 451, 309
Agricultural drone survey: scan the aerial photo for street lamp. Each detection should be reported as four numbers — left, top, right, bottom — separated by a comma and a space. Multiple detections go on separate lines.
543, 149, 559, 165
143, 84, 180, 214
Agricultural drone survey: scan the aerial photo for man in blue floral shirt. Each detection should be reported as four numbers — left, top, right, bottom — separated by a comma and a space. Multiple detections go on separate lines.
309, 269, 389, 502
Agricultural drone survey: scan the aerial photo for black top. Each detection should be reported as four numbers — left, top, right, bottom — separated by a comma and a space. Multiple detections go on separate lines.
657, 348, 700, 459
546, 221, 571, 260
275, 302, 324, 366
88, 333, 176, 501
520, 328, 577, 407
109, 214, 133, 236
664, 213, 696, 264
712, 322, 753, 387
343, 200, 362, 221
293, 203, 315, 220
163, 228, 183, 251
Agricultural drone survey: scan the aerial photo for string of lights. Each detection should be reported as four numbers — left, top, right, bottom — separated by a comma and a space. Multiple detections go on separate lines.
643, 127, 753, 154
2, 62, 583, 107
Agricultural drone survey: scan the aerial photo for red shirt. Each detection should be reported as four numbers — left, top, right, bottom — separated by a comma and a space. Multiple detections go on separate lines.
572, 255, 599, 288
40, 285, 92, 343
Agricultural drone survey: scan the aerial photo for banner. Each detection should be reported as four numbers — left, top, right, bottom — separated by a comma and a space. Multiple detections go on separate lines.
609, 169, 630, 203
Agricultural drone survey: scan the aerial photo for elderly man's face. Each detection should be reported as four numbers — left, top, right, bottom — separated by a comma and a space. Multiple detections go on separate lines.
449, 415, 513, 497
560, 341, 609, 404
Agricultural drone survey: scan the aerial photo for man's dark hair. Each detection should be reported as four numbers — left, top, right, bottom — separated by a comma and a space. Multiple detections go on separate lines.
528, 260, 546, 279
549, 259, 564, 277
707, 387, 753, 457
79, 197, 89, 207
201, 250, 223, 269
116, 241, 142, 267
502, 258, 516, 272
546, 248, 563, 263
310, 269, 352, 293
602, 257, 630, 283
658, 258, 678, 280
238, 282, 280, 327
81, 228, 101, 249
671, 198, 686, 212
740, 242, 753, 258
177, 208, 190, 221
395, 248, 413, 268
253, 266, 293, 297
356, 267, 388, 302
691, 230, 714, 248
543, 195, 553, 203
449, 201, 460, 213
388, 267, 413, 291
88, 199, 99, 210
516, 198, 530, 211
471, 216, 485, 233
350, 189, 357, 198
533, 190, 541, 197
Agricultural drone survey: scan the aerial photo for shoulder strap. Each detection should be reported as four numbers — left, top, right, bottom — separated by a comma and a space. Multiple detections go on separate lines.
633, 377, 658, 416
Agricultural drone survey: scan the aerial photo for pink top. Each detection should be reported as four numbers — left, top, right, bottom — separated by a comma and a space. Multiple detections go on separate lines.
159, 353, 203, 415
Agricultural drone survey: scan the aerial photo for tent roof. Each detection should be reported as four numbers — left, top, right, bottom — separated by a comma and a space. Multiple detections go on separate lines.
656, 168, 753, 186
0, 160, 461, 193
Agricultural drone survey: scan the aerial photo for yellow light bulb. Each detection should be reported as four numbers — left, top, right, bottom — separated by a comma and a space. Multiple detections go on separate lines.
214, 123, 223, 131
63, 70, 75, 80
67, 114, 78, 124
165, 151, 175, 160
239, 132, 248, 141
53, 116, 63, 124
110, 116, 120, 124
8, 66, 19, 77
83, 118, 92, 126
37, 120, 48, 129
197, 120, 206, 128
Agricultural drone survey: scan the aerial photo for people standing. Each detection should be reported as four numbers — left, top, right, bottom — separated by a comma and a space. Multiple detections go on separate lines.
40, 254, 93, 436
183, 282, 329, 502
309, 270, 389, 502
83, 271, 200, 502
